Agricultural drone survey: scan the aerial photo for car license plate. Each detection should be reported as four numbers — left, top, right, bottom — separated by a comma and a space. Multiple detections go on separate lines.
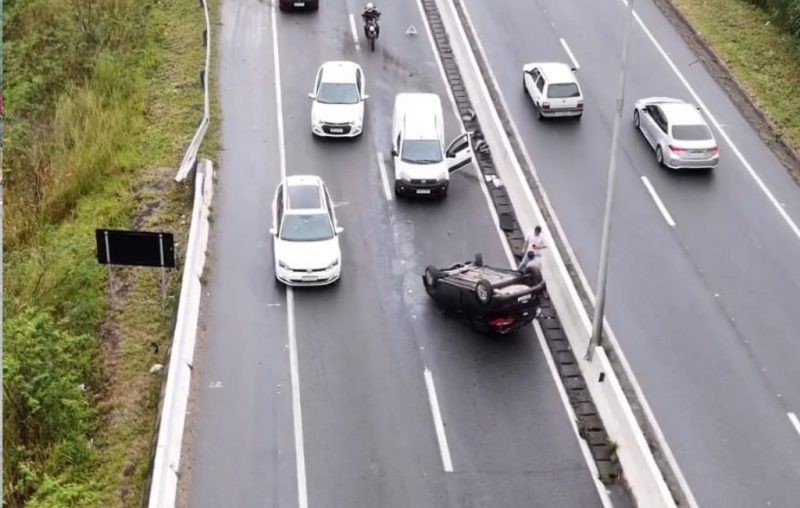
294, 1, 305, 6
518, 294, 531, 303
330, 128, 344, 133
416, 189, 431, 195
301, 275, 316, 281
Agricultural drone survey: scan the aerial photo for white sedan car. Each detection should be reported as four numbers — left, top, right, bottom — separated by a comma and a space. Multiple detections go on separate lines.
308, 61, 369, 137
270, 175, 343, 286
633, 97, 719, 170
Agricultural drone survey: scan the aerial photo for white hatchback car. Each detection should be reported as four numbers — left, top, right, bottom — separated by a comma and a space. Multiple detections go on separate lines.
270, 175, 343, 286
308, 61, 368, 137
633, 97, 719, 170
522, 62, 584, 119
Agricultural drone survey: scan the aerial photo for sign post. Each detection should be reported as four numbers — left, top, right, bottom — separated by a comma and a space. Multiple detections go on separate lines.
104, 230, 114, 302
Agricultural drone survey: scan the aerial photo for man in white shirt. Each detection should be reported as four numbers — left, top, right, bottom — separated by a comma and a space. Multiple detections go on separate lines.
524, 225, 547, 256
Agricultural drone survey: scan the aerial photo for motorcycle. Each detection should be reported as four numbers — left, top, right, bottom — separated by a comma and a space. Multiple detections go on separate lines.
364, 18, 379, 51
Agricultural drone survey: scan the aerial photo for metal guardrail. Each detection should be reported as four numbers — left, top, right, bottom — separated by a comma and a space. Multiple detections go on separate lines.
147, 160, 214, 508
146, 0, 214, 504
175, 0, 212, 183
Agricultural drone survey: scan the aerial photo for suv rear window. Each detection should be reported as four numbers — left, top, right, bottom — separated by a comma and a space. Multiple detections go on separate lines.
671, 124, 712, 141
547, 83, 580, 99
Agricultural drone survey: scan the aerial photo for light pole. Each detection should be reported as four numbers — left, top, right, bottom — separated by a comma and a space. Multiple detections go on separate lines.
585, 0, 636, 362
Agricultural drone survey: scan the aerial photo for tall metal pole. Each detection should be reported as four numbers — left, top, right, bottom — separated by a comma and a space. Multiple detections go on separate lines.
585, 0, 636, 361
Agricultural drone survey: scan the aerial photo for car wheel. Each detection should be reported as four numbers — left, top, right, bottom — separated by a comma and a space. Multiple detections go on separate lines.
474, 253, 484, 267
475, 279, 493, 305
537, 105, 545, 121
424, 266, 441, 291
656, 145, 664, 166
633, 108, 640, 128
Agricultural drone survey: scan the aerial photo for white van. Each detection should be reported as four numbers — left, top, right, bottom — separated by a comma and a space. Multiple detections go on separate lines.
391, 93, 473, 197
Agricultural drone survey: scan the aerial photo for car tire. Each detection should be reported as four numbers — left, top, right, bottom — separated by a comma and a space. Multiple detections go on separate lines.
537, 106, 545, 121
656, 145, 664, 166
424, 266, 441, 292
633, 108, 640, 128
475, 279, 493, 305
474, 253, 484, 267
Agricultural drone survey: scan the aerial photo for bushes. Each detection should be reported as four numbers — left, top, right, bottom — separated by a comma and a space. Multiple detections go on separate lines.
746, 0, 800, 38
2, 308, 102, 506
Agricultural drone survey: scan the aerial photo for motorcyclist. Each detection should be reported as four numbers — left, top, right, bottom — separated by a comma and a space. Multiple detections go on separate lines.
361, 3, 381, 39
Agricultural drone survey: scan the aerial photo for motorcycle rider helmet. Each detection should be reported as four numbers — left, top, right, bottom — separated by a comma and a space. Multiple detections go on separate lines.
366, 2, 375, 11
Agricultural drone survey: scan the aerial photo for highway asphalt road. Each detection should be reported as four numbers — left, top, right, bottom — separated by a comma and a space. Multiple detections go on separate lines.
461, 0, 800, 505
181, 0, 604, 506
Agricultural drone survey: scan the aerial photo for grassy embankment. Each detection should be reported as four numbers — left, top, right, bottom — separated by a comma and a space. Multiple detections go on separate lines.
3, 0, 219, 505
673, 0, 800, 154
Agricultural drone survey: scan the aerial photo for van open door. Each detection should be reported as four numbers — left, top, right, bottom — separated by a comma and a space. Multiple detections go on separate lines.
445, 133, 473, 174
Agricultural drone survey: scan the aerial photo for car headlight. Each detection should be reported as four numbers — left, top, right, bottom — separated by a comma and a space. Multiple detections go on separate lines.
326, 259, 340, 270
278, 260, 290, 269
437, 169, 449, 181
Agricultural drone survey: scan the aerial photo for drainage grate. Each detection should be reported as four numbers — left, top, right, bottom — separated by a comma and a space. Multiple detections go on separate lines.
419, 0, 623, 487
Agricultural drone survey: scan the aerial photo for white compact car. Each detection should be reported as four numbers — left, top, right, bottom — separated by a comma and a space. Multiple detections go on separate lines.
633, 97, 719, 170
522, 62, 584, 119
308, 61, 368, 137
270, 175, 343, 286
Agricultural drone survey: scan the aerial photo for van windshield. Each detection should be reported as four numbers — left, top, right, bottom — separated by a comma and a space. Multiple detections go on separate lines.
401, 140, 443, 164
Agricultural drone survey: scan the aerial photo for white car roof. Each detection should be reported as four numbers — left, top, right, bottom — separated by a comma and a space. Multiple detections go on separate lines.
660, 102, 705, 125
283, 175, 327, 212
527, 62, 577, 84
320, 60, 360, 83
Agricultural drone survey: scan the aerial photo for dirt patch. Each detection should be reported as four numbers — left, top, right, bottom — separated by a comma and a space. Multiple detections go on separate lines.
651, 0, 800, 186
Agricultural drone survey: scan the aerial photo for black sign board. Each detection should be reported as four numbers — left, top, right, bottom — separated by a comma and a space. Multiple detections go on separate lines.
95, 229, 176, 268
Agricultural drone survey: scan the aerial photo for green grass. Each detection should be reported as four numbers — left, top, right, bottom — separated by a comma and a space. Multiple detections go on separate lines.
674, 0, 800, 154
2, 0, 219, 505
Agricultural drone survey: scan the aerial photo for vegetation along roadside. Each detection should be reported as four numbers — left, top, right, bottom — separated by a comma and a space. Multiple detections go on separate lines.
2, 0, 219, 505
668, 0, 800, 179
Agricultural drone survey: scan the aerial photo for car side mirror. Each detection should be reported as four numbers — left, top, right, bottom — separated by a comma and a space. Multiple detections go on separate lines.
269, 227, 277, 235
362, 94, 370, 100
307, 92, 315, 99
446, 151, 455, 158
391, 149, 398, 156
570, 66, 577, 72
335, 226, 344, 234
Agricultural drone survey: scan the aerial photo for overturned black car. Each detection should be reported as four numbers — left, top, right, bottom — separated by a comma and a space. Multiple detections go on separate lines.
422, 254, 545, 335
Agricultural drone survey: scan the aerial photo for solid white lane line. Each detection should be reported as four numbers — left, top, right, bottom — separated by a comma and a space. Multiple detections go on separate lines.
789, 412, 800, 438
272, 4, 287, 182
271, 5, 308, 508
620, 0, 800, 241
376, 151, 393, 201
349, 13, 361, 50
423, 368, 454, 472
641, 176, 676, 226
286, 288, 308, 508
560, 38, 580, 69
